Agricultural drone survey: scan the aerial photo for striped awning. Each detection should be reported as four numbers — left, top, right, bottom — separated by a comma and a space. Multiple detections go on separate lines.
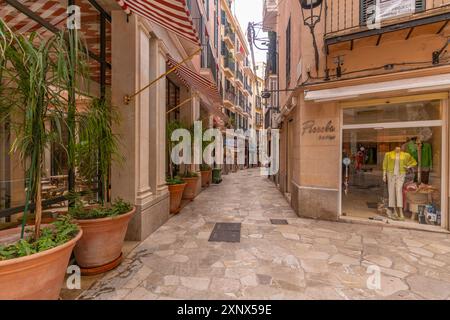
167, 55, 227, 120
167, 55, 221, 103
116, 0, 200, 46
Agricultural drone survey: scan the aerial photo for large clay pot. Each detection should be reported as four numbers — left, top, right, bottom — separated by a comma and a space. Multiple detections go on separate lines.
168, 183, 186, 214
73, 207, 135, 269
200, 170, 212, 188
0, 226, 82, 300
181, 176, 199, 200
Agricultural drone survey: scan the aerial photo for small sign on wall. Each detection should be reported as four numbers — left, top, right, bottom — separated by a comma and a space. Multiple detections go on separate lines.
379, 0, 416, 21
301, 119, 338, 145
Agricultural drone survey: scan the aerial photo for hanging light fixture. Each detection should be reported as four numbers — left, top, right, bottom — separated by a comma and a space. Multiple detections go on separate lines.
299, 0, 323, 74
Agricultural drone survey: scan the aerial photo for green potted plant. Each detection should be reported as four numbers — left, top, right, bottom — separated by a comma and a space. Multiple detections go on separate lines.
0, 21, 82, 299
212, 167, 223, 184
166, 120, 187, 213
71, 98, 135, 273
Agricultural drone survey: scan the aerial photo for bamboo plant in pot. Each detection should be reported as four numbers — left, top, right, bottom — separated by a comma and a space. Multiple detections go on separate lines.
0, 21, 83, 299
166, 120, 186, 214
70, 98, 135, 274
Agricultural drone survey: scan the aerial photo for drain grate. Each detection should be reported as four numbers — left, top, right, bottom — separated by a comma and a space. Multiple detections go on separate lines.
209, 223, 241, 243
270, 219, 289, 225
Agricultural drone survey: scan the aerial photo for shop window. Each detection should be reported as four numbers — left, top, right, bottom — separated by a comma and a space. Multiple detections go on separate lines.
343, 100, 441, 125
166, 79, 181, 122
341, 99, 444, 227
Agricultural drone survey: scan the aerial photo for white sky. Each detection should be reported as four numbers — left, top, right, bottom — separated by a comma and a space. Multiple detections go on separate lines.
232, 0, 267, 65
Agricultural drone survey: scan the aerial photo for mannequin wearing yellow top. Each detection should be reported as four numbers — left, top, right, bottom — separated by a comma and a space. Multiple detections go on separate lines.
383, 147, 417, 220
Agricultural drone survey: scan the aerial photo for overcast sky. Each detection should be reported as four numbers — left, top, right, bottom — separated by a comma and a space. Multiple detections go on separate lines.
232, 0, 267, 64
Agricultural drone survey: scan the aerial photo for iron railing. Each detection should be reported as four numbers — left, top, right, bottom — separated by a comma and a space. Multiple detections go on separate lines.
325, 0, 450, 36
202, 43, 217, 83
224, 54, 236, 73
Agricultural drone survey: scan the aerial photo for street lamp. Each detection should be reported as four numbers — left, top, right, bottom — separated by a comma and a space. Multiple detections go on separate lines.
299, 0, 323, 74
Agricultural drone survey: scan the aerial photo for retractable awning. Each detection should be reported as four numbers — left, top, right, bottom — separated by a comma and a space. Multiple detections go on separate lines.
304, 73, 450, 102
116, 0, 200, 46
167, 55, 227, 121
167, 55, 221, 103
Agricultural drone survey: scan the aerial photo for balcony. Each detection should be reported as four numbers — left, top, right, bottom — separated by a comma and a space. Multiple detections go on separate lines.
255, 96, 263, 111
223, 89, 236, 109
324, 0, 450, 52
263, 0, 278, 31
223, 54, 235, 79
223, 25, 236, 50
201, 43, 218, 84
235, 41, 245, 61
243, 58, 253, 76
235, 68, 244, 88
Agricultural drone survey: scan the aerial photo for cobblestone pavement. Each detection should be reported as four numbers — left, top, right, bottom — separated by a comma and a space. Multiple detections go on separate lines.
79, 169, 450, 300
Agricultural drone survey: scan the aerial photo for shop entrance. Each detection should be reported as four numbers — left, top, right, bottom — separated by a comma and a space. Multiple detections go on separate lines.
340, 96, 447, 228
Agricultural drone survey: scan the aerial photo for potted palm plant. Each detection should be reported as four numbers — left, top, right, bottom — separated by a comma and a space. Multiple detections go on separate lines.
0, 21, 82, 299
70, 98, 135, 273
166, 120, 186, 213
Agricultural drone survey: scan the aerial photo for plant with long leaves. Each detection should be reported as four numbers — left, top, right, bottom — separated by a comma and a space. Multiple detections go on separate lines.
76, 98, 121, 204
0, 19, 89, 240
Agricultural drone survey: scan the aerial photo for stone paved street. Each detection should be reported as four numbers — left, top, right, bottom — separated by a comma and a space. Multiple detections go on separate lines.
79, 169, 450, 300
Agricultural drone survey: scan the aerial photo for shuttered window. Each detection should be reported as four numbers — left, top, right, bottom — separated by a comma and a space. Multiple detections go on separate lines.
286, 18, 291, 84
360, 0, 426, 25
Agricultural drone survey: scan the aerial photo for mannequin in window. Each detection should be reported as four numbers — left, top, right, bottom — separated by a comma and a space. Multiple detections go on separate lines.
383, 146, 417, 220
355, 146, 366, 171
403, 136, 432, 184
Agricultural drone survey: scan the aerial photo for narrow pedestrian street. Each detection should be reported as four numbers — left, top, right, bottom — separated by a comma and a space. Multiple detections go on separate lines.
79, 169, 450, 300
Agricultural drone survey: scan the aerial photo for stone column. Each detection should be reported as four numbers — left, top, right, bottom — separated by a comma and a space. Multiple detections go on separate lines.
148, 39, 169, 194
111, 12, 169, 241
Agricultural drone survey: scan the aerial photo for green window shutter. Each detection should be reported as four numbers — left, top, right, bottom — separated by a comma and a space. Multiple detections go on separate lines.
360, 0, 376, 26
221, 10, 226, 25
415, 0, 425, 12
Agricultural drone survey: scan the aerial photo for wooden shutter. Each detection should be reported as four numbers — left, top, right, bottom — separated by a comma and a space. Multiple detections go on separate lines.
415, 0, 425, 12
359, 0, 376, 26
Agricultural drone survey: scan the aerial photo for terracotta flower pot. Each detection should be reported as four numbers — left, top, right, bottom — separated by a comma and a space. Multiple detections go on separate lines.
181, 176, 199, 200
73, 207, 135, 269
200, 170, 212, 188
0, 227, 82, 300
168, 183, 186, 214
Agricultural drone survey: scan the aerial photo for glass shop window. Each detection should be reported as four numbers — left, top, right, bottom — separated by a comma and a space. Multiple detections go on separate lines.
341, 100, 443, 227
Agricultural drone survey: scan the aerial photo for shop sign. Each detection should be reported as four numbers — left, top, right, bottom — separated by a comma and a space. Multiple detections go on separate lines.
301, 119, 337, 141
378, 0, 415, 21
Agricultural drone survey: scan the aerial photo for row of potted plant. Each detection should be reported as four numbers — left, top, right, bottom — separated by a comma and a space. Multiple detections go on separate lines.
0, 20, 135, 299
165, 121, 214, 214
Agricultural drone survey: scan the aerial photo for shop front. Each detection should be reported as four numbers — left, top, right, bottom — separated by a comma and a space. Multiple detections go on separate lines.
340, 93, 448, 230
289, 75, 450, 231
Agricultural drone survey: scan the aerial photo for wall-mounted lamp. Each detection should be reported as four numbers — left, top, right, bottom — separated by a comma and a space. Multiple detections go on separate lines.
299, 0, 323, 75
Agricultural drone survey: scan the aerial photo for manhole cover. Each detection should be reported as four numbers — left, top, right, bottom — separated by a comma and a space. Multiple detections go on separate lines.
209, 223, 241, 243
270, 219, 288, 225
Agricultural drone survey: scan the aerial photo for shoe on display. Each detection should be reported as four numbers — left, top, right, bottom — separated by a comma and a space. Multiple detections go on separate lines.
386, 208, 400, 221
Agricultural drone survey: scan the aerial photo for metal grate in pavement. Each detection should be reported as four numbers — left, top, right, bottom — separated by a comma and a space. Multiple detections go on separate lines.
270, 219, 289, 225
208, 223, 241, 243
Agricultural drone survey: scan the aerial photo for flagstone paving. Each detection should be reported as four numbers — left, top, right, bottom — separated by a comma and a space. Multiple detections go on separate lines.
78, 169, 450, 300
